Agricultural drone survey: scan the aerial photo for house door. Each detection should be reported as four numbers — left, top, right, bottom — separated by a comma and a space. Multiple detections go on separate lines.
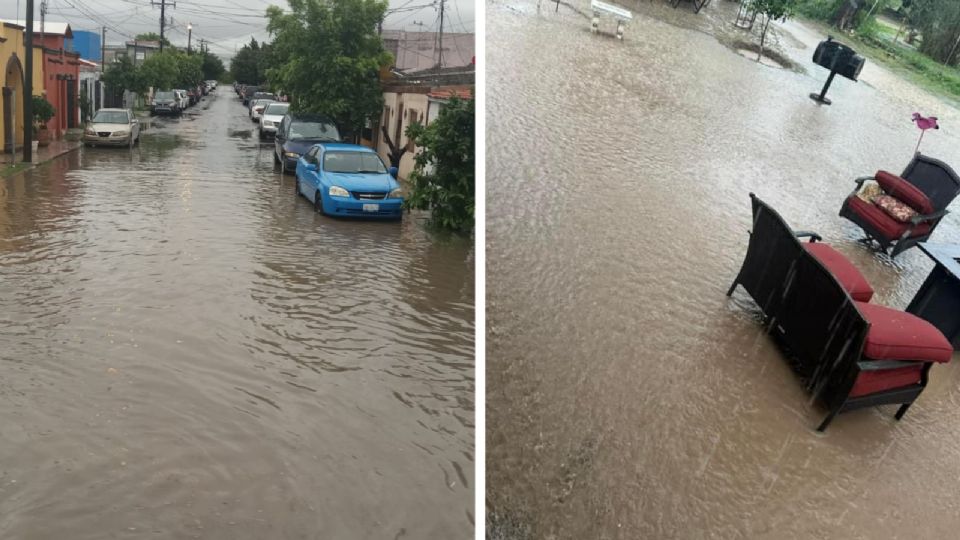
2, 87, 13, 154
66, 81, 76, 128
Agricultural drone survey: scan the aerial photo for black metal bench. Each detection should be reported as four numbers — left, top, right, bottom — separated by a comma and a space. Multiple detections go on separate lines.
729, 194, 953, 431
671, 0, 711, 14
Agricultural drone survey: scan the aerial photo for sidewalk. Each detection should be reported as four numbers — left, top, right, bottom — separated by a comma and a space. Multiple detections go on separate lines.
1, 139, 82, 176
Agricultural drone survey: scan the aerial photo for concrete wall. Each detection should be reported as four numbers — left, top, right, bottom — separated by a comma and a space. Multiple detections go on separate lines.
376, 89, 429, 181
1, 23, 45, 152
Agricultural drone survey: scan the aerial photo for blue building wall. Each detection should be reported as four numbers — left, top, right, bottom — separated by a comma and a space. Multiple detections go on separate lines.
67, 30, 101, 62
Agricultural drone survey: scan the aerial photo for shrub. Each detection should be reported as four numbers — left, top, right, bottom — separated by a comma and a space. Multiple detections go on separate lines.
403, 96, 475, 233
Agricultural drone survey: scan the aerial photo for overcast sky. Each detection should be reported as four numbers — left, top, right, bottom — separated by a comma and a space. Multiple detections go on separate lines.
1, 0, 474, 60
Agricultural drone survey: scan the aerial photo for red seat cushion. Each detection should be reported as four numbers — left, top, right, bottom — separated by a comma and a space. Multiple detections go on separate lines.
849, 365, 923, 397
875, 170, 935, 214
855, 302, 953, 363
846, 196, 933, 241
803, 242, 874, 302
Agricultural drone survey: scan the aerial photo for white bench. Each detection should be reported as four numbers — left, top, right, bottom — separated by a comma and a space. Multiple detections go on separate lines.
590, 0, 632, 40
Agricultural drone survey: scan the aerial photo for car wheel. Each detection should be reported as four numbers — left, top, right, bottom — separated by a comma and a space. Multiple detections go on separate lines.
258, 129, 264, 139
295, 176, 301, 197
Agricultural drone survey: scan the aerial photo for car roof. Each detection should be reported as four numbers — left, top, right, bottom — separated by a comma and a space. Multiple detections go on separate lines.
96, 108, 129, 112
317, 143, 374, 153
286, 113, 336, 123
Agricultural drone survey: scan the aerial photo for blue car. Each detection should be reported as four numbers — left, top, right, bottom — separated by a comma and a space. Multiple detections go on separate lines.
295, 143, 404, 219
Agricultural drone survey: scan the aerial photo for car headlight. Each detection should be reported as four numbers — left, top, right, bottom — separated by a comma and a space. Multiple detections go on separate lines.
388, 188, 403, 198
329, 186, 350, 197
84, 127, 96, 134
284, 152, 299, 158
113, 130, 129, 136
262, 120, 273, 127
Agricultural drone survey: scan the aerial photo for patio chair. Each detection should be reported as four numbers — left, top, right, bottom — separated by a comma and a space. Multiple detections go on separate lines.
839, 153, 960, 258
729, 194, 953, 431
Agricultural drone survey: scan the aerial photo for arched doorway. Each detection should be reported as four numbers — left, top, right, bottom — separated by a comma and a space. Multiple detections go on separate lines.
4, 53, 25, 153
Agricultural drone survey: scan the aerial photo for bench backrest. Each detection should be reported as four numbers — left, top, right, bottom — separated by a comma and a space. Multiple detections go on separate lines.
737, 194, 868, 390
901, 153, 960, 212
735, 194, 807, 316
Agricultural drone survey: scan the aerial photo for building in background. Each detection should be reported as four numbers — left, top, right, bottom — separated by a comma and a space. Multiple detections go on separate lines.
373, 63, 474, 180
124, 41, 160, 66
78, 58, 103, 122
67, 29, 102, 62
1, 21, 44, 155
380, 31, 475, 73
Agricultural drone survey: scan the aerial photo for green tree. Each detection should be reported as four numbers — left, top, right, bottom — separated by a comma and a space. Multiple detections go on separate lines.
135, 32, 172, 48
230, 38, 263, 84
175, 52, 204, 88
102, 56, 146, 93
138, 52, 180, 90
750, 0, 796, 62
201, 50, 226, 80
403, 96, 475, 233
911, 0, 960, 64
265, 0, 391, 136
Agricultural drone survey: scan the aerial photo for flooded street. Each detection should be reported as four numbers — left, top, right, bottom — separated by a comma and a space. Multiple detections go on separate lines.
487, 1, 960, 538
0, 91, 474, 538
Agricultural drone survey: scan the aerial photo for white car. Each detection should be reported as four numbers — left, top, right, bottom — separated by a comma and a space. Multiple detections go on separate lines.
249, 99, 274, 123
259, 102, 290, 138
173, 89, 189, 110
83, 108, 140, 147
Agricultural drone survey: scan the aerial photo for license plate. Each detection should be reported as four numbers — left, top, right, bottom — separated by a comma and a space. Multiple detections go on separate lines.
362, 204, 379, 212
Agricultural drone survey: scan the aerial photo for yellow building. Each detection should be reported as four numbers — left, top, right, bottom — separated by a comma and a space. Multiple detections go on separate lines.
2, 22, 44, 154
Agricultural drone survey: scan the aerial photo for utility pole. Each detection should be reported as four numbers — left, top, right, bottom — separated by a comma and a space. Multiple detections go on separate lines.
437, 0, 445, 70
24, 0, 35, 163
187, 22, 192, 53
151, 0, 175, 53
101, 26, 106, 72
40, 0, 46, 83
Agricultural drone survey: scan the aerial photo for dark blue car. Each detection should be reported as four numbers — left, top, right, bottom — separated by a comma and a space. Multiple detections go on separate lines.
274, 113, 341, 173
295, 143, 403, 219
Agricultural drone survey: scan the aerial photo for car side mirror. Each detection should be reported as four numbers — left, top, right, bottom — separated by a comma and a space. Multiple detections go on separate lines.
305, 163, 317, 172
389, 166, 398, 178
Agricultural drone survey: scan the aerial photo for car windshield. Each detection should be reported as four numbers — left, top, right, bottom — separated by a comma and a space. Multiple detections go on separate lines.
155, 91, 174, 100
264, 103, 289, 115
288, 121, 340, 141
323, 151, 387, 174
92, 111, 129, 124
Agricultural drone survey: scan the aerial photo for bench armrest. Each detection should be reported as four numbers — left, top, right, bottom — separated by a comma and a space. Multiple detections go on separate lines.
794, 231, 822, 242
858, 360, 924, 371
910, 208, 949, 225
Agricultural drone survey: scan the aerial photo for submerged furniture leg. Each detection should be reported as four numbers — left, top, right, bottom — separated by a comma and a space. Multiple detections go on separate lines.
817, 409, 839, 432
591, 15, 599, 33
616, 21, 624, 40
895, 402, 912, 420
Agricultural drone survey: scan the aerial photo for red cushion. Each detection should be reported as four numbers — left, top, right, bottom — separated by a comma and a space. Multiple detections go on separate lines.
875, 171, 934, 214
803, 242, 874, 302
846, 196, 933, 241
855, 302, 953, 363
849, 365, 923, 397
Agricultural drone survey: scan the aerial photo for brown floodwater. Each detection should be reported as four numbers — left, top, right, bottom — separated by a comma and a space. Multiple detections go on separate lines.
487, 1, 960, 538
0, 91, 474, 538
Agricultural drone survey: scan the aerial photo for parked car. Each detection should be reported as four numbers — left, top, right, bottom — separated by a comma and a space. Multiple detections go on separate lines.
249, 99, 273, 122
259, 102, 290, 138
274, 113, 342, 173
187, 88, 200, 106
295, 143, 403, 219
250, 92, 276, 105
173, 89, 189, 110
242, 86, 260, 106
151, 90, 181, 116
205, 80, 217, 90
83, 108, 140, 147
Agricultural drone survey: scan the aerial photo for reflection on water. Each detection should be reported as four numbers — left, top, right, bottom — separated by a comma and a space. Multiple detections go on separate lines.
0, 91, 474, 539
487, 1, 960, 538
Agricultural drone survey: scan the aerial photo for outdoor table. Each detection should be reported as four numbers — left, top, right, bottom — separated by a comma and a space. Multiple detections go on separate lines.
906, 242, 960, 350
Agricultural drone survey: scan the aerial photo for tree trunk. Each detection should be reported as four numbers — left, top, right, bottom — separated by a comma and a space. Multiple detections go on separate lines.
380, 124, 407, 168
757, 16, 770, 62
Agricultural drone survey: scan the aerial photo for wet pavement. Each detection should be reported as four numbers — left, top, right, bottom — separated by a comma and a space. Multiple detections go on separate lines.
0, 91, 474, 538
487, 1, 960, 538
